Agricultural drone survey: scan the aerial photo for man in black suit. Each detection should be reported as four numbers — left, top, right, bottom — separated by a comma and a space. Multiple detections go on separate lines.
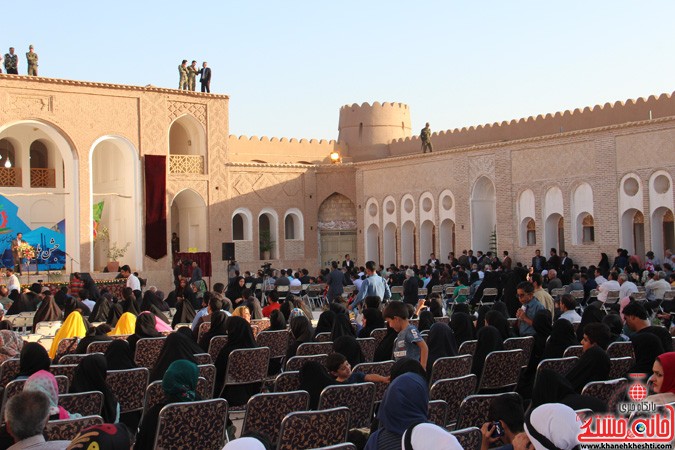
199, 62, 211, 93
560, 251, 574, 283
531, 249, 546, 273
342, 254, 354, 270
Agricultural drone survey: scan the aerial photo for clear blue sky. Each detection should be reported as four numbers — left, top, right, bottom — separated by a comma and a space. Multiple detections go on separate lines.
4, 1, 675, 140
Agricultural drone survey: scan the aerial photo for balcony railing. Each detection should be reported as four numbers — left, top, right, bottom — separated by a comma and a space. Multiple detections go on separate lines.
169, 155, 204, 174
30, 168, 56, 188
0, 168, 21, 187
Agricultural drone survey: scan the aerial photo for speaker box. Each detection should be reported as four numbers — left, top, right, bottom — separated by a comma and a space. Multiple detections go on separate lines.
222, 242, 235, 261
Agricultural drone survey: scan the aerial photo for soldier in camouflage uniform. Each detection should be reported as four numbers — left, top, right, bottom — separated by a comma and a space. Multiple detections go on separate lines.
26, 45, 38, 76
187, 60, 199, 91
4, 47, 18, 74
178, 60, 188, 90
421, 122, 433, 153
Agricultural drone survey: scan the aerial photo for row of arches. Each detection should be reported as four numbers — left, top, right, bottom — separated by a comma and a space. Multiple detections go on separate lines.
231, 208, 304, 260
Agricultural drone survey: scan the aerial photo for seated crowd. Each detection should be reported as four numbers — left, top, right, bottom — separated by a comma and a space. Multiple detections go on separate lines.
0, 246, 673, 449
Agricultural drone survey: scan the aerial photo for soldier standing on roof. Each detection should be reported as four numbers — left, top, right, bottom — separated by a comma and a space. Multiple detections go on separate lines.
421, 122, 433, 153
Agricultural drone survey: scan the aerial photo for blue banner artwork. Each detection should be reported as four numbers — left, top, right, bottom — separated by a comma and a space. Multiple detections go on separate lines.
0, 195, 66, 270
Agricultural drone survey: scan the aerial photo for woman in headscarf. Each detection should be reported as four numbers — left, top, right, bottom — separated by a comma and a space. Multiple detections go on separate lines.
140, 291, 170, 325
417, 310, 435, 334
0, 329, 23, 364
543, 319, 578, 359
64, 295, 91, 318
215, 316, 258, 404
524, 403, 584, 450
106, 296, 124, 328
49, 310, 87, 359
268, 309, 286, 331
225, 276, 246, 306
576, 303, 606, 342
171, 295, 196, 328
501, 266, 529, 317
602, 313, 629, 343
426, 322, 458, 375
299, 361, 336, 410
75, 323, 113, 354
471, 325, 504, 380
646, 352, 675, 406
67, 423, 132, 450
149, 332, 201, 382
109, 312, 136, 336
199, 310, 228, 352
484, 310, 512, 341
598, 253, 611, 274
23, 370, 73, 420
333, 335, 364, 368
450, 311, 475, 345
136, 359, 200, 450
565, 322, 611, 393
104, 339, 137, 371
120, 288, 139, 316
17, 342, 50, 379
531, 368, 607, 413
126, 312, 162, 354
530, 310, 553, 368
290, 295, 314, 320
358, 308, 385, 338
474, 305, 491, 333
373, 326, 398, 362
6, 291, 34, 315
629, 332, 664, 378
331, 313, 356, 341
364, 372, 429, 450
32, 291, 62, 328
70, 354, 119, 424
286, 315, 314, 361
279, 299, 292, 322
89, 292, 113, 323
313, 310, 336, 338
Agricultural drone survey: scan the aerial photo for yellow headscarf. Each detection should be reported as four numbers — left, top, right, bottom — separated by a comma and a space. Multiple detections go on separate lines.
109, 312, 136, 336
48, 311, 87, 359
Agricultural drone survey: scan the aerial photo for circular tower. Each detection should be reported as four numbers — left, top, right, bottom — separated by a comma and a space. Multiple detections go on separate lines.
338, 102, 412, 161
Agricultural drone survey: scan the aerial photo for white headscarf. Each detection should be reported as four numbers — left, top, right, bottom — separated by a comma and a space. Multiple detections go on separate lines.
401, 423, 463, 449
525, 403, 583, 450
222, 437, 267, 450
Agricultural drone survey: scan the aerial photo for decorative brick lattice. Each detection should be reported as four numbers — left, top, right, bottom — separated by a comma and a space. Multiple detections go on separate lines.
0, 168, 21, 187
30, 169, 55, 188
169, 155, 204, 174
168, 101, 207, 125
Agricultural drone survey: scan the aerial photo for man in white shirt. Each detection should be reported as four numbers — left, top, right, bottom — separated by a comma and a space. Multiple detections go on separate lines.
618, 273, 638, 299
646, 271, 671, 301
594, 268, 608, 286
79, 289, 96, 313
5, 268, 20, 294
559, 294, 582, 323
121, 265, 141, 291
597, 272, 620, 303
289, 275, 302, 295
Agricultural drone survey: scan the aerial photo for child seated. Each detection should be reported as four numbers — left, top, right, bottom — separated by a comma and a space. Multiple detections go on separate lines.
326, 353, 389, 384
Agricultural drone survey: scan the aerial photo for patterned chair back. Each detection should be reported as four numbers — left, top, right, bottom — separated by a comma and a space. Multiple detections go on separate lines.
134, 337, 167, 368
86, 340, 113, 354
428, 399, 448, 427
58, 391, 104, 416
50, 364, 78, 384
154, 399, 228, 450
256, 330, 291, 359
297, 342, 334, 357
434, 317, 450, 325
274, 371, 301, 392
55, 337, 79, 361
458, 340, 478, 356
315, 332, 332, 342
356, 338, 376, 362
198, 364, 216, 398
370, 328, 388, 347
194, 353, 212, 365
563, 345, 584, 358
581, 378, 630, 412
451, 427, 483, 450
607, 341, 635, 359
318, 382, 375, 429
224, 347, 270, 385
107, 367, 149, 413
242, 391, 310, 444
251, 319, 271, 332
478, 349, 523, 392
277, 407, 351, 450
1, 375, 69, 419
208, 335, 229, 362
285, 354, 328, 372
503, 336, 535, 368
456, 393, 518, 430
429, 354, 473, 385
44, 415, 104, 441
0, 359, 20, 388
353, 360, 394, 403
59, 352, 104, 365
609, 357, 635, 379
430, 374, 478, 426
197, 321, 211, 343
536, 357, 578, 380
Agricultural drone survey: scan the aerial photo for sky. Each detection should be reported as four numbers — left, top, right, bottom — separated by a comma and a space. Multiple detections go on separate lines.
4, 1, 675, 140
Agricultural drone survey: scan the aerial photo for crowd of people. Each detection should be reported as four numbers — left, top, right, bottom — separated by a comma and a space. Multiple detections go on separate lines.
0, 244, 673, 448
1, 45, 38, 76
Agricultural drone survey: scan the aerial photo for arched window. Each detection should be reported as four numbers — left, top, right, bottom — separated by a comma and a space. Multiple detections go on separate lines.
0, 139, 19, 187
233, 214, 244, 240
582, 214, 595, 243
285, 214, 295, 240
231, 209, 252, 241
526, 219, 536, 246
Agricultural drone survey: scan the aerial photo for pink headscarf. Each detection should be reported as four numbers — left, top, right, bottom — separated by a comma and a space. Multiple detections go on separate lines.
138, 311, 173, 333
23, 370, 70, 419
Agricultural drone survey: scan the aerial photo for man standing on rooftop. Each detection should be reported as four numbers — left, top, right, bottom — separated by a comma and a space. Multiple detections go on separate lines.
421, 122, 433, 153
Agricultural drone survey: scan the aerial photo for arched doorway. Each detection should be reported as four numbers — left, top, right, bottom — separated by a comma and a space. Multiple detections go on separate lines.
401, 221, 415, 265
439, 219, 455, 261
420, 220, 435, 263
91, 137, 141, 271
366, 224, 380, 263
544, 213, 564, 254
652, 207, 675, 258
258, 209, 279, 260
168, 115, 206, 174
0, 121, 77, 272
170, 189, 207, 256
318, 193, 356, 267
383, 222, 397, 266
470, 176, 496, 253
